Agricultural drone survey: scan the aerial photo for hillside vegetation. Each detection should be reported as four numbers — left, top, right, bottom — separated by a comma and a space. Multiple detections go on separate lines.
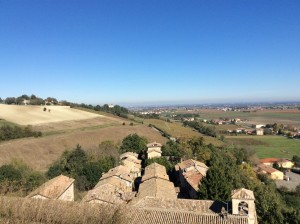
143, 119, 224, 146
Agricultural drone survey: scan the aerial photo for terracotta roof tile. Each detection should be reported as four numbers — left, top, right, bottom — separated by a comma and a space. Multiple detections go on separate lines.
257, 164, 282, 174
183, 169, 203, 191
259, 158, 278, 164
178, 159, 208, 170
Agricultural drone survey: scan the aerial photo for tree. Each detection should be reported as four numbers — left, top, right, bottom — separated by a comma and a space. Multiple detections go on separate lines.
119, 134, 148, 154
47, 144, 115, 191
0, 97, 3, 103
0, 165, 22, 182
5, 97, 16, 104
292, 155, 300, 167
161, 140, 184, 157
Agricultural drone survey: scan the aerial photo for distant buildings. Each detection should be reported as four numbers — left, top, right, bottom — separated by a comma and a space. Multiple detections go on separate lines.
260, 158, 294, 169
255, 128, 264, 136
256, 164, 284, 180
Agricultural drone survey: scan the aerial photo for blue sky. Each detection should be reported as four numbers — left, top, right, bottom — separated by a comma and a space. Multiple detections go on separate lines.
0, 0, 299, 106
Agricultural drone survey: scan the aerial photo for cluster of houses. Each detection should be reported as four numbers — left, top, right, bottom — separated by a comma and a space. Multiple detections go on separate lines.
27, 141, 258, 224
255, 158, 295, 180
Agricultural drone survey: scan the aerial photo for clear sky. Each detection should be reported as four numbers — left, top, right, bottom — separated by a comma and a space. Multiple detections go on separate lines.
0, 0, 299, 106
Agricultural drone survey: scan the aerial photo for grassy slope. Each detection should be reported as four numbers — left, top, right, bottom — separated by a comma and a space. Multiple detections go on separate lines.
226, 135, 300, 159
0, 122, 167, 171
143, 118, 224, 146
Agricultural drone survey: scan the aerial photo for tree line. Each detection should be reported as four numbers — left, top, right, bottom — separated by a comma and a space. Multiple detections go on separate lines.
1, 94, 58, 105
183, 120, 217, 137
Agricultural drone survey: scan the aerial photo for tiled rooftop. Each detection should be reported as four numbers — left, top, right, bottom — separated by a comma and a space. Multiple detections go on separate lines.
137, 178, 177, 200
177, 159, 208, 170
142, 163, 170, 182
27, 175, 74, 199
100, 165, 134, 182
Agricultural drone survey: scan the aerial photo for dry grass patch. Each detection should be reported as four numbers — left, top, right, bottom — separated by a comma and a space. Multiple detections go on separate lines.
0, 124, 167, 171
0, 196, 122, 224
0, 105, 101, 125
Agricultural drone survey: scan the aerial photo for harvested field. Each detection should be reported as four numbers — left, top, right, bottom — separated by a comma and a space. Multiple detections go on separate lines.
0, 105, 101, 125
0, 124, 167, 171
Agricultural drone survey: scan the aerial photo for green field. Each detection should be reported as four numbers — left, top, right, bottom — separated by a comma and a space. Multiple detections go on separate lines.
226, 135, 300, 159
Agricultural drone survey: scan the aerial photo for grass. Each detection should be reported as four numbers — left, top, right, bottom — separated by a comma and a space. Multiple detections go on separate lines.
0, 124, 167, 171
143, 119, 224, 146
226, 135, 300, 159
0, 196, 122, 224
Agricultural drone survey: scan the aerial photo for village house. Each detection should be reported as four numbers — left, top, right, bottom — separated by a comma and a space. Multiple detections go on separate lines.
256, 164, 284, 180
260, 158, 294, 169
255, 128, 264, 136
22, 99, 30, 105
245, 129, 255, 135
175, 159, 209, 199
136, 163, 177, 200
252, 124, 265, 129
147, 142, 162, 159
129, 188, 257, 224
212, 119, 224, 125
120, 152, 142, 177
27, 175, 74, 201
82, 183, 135, 205
98, 165, 135, 192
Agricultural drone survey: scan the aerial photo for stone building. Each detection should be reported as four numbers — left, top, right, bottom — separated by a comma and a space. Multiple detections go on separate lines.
256, 164, 284, 180
27, 175, 74, 201
98, 165, 135, 192
120, 152, 142, 177
175, 159, 209, 199
83, 165, 136, 205
147, 142, 162, 159
128, 188, 257, 224
136, 163, 177, 200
